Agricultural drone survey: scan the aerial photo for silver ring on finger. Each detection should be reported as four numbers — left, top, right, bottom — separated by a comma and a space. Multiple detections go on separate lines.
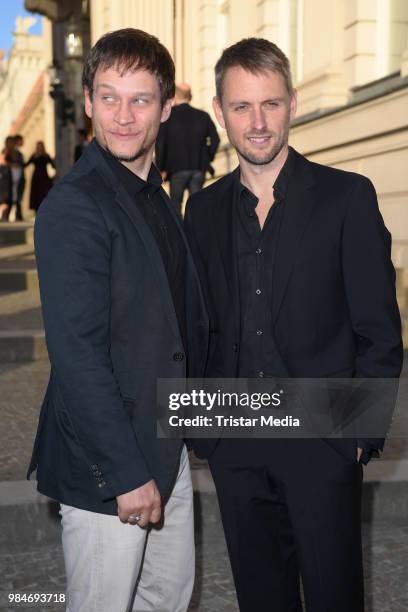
128, 514, 142, 523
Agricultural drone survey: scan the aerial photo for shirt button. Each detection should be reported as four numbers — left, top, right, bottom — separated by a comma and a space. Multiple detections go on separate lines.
256, 248, 262, 254
256, 329, 263, 336
256, 289, 261, 295
258, 371, 264, 378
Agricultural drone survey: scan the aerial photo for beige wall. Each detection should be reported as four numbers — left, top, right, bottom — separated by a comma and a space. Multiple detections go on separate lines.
0, 16, 55, 219
0, 16, 51, 142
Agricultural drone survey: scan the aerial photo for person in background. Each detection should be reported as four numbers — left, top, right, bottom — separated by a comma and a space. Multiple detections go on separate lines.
13, 134, 26, 220
25, 141, 55, 214
4, 135, 20, 222
155, 83, 220, 215
0, 148, 12, 221
74, 128, 89, 162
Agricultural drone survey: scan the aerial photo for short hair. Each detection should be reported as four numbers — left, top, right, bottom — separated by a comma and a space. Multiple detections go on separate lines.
215, 37, 293, 100
82, 28, 175, 106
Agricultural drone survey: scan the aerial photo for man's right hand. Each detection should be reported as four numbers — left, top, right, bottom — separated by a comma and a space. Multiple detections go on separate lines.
116, 479, 161, 527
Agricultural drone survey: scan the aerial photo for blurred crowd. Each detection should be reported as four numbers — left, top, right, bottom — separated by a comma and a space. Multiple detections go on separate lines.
0, 134, 54, 222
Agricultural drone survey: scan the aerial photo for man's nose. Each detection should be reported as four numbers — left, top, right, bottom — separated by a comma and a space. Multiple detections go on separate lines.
114, 102, 134, 124
250, 107, 267, 131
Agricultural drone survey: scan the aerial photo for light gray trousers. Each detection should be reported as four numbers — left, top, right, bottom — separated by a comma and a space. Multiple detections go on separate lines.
60, 446, 194, 612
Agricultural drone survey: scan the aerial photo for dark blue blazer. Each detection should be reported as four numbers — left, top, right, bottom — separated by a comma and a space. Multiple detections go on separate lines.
27, 139, 208, 515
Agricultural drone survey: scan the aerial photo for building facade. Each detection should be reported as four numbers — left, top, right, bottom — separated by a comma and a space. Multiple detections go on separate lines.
0, 16, 55, 217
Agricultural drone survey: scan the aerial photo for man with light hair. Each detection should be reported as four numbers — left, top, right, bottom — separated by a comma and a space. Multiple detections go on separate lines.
185, 37, 402, 611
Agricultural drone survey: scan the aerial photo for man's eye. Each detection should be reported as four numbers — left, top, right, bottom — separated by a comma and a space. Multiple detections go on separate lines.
102, 96, 115, 103
266, 101, 279, 108
132, 98, 148, 105
234, 105, 247, 112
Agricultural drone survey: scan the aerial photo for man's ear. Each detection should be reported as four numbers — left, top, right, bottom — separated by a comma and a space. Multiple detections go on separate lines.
212, 96, 226, 130
84, 88, 93, 119
289, 89, 297, 122
160, 98, 173, 123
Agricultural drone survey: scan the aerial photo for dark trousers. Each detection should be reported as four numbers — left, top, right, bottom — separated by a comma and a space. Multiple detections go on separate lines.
169, 170, 205, 214
209, 438, 364, 612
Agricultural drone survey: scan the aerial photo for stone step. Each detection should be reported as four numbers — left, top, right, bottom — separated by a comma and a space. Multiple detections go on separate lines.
0, 330, 47, 362
0, 223, 34, 247
0, 269, 38, 292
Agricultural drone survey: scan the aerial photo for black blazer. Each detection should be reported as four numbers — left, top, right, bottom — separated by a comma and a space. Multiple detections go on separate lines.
155, 103, 220, 176
27, 140, 209, 515
184, 147, 403, 458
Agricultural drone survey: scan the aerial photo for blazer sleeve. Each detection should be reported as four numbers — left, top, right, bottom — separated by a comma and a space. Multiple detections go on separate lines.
35, 184, 152, 501
341, 176, 403, 459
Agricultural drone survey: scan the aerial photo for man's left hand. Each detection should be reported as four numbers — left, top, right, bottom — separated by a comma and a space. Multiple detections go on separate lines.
357, 447, 363, 462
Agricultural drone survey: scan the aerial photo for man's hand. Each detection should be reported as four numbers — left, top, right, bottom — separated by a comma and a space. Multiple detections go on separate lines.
117, 479, 161, 527
357, 447, 363, 462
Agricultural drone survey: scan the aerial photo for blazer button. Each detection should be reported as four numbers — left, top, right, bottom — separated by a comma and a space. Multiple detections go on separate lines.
173, 352, 185, 362
232, 344, 239, 352
98, 479, 107, 488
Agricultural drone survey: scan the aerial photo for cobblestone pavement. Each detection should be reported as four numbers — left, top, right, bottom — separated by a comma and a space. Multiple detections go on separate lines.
1, 510, 407, 612
0, 361, 49, 481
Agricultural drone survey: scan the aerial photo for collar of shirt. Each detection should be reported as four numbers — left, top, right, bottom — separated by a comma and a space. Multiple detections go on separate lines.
235, 146, 295, 217
96, 140, 163, 198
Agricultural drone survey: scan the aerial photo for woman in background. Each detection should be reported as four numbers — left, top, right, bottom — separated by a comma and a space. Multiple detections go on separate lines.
0, 148, 12, 221
26, 141, 55, 213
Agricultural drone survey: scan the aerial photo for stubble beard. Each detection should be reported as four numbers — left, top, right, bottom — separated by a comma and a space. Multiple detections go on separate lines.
236, 129, 288, 166
94, 126, 149, 163
105, 144, 147, 163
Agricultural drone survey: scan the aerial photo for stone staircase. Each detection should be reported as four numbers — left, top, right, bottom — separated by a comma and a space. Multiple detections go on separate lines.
0, 224, 46, 363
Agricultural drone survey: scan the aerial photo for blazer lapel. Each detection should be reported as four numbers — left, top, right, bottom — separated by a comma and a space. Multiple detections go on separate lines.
115, 184, 182, 342
272, 152, 317, 324
213, 170, 241, 336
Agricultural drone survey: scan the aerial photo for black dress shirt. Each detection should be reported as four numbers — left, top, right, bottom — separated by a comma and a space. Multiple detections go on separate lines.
236, 150, 294, 379
235, 147, 377, 463
97, 143, 187, 351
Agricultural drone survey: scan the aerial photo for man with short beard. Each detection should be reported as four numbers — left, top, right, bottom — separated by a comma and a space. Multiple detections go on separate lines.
184, 38, 402, 611
27, 29, 208, 612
